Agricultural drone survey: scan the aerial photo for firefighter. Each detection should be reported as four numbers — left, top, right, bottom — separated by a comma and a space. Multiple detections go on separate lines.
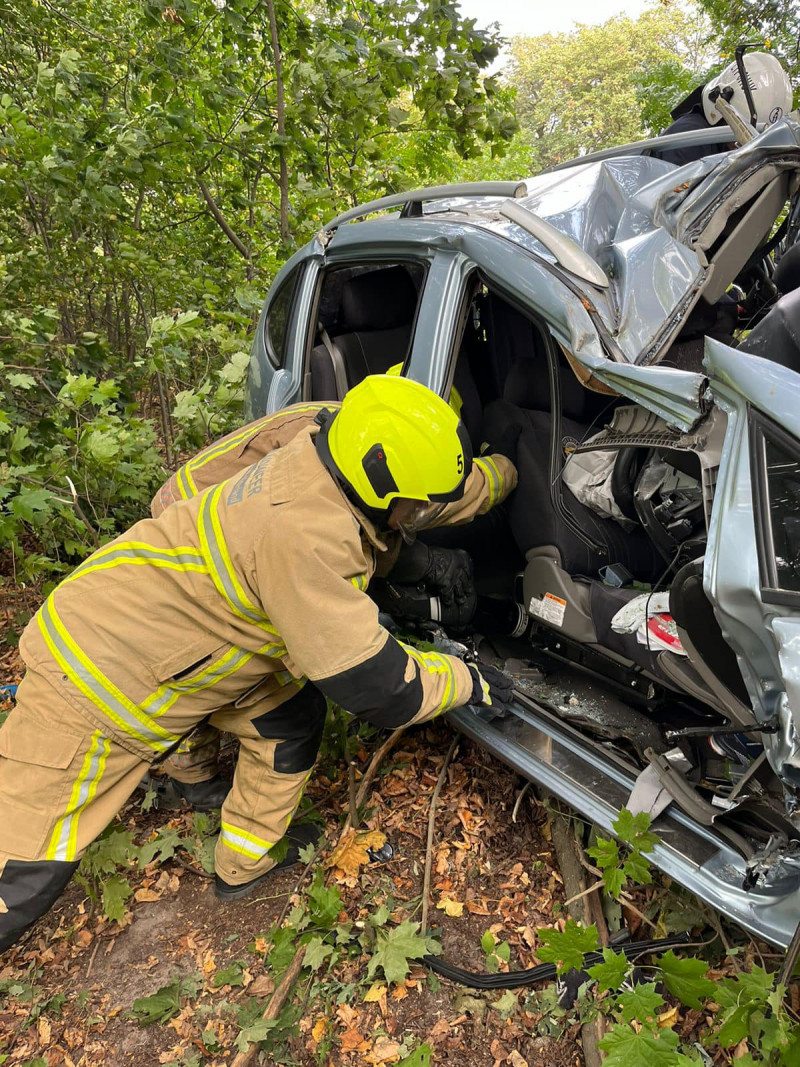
654, 50, 793, 167
0, 376, 517, 952
152, 389, 513, 811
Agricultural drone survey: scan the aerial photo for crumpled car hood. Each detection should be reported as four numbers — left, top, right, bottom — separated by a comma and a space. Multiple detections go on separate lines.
433, 118, 800, 366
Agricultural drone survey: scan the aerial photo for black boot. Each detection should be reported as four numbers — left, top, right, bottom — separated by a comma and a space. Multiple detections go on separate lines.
170, 774, 231, 812
215, 822, 322, 901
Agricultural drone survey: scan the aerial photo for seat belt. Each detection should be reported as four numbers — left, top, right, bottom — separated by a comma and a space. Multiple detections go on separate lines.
319, 324, 349, 399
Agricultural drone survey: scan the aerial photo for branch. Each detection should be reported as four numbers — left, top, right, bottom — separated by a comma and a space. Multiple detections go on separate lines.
197, 177, 250, 260
421, 736, 458, 936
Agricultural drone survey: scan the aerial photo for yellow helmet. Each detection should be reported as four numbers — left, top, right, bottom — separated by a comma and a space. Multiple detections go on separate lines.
386, 363, 463, 417
315, 375, 472, 516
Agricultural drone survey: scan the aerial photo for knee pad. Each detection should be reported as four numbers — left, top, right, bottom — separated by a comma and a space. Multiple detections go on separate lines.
250, 683, 327, 774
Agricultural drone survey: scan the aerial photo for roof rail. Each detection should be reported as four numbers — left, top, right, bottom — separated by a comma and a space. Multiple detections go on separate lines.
545, 125, 735, 173
499, 200, 610, 289
322, 181, 528, 233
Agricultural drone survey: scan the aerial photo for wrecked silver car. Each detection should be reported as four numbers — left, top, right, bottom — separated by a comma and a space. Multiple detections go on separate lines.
246, 116, 800, 948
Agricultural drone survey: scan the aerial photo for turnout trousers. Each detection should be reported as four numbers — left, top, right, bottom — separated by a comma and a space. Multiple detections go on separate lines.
0, 667, 326, 953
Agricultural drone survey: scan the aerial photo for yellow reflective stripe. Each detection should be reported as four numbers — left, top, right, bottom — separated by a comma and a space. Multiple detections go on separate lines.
220, 820, 274, 860
176, 461, 196, 500
46, 730, 110, 861
475, 457, 503, 509
182, 404, 331, 494
141, 645, 256, 717
399, 642, 458, 715
349, 573, 368, 591
38, 598, 178, 753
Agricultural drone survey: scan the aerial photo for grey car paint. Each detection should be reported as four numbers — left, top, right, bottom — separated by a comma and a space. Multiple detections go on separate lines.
244, 119, 800, 945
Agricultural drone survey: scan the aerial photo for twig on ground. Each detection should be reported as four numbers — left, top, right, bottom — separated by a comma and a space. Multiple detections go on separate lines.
511, 780, 532, 823
348, 761, 359, 830
420, 736, 459, 937
86, 938, 101, 977
344, 726, 406, 833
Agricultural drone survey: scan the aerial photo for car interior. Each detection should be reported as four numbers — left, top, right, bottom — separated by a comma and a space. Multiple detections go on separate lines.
303, 255, 800, 844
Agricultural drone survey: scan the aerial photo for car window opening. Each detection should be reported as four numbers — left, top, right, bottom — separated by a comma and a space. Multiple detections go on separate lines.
306, 261, 426, 402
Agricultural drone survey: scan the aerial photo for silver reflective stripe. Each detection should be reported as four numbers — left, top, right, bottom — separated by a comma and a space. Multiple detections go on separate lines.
220, 820, 273, 860
39, 600, 177, 752
48, 731, 109, 861
144, 646, 254, 717
198, 487, 265, 625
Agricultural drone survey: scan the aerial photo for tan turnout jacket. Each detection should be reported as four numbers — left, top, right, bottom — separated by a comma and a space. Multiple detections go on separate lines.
22, 415, 517, 764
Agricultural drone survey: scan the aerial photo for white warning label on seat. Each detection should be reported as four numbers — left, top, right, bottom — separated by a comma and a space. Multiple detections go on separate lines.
529, 591, 567, 627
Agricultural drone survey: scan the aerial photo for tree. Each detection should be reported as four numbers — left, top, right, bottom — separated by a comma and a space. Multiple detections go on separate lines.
0, 0, 516, 580
696, 0, 800, 89
507, 4, 714, 171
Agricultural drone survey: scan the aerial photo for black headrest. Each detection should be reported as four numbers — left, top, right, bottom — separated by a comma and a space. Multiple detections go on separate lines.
503, 359, 589, 422
738, 286, 800, 373
774, 243, 800, 296
340, 266, 418, 332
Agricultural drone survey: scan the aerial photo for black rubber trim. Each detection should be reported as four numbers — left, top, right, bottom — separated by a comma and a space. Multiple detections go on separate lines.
421, 932, 691, 989
316, 636, 422, 728
251, 683, 327, 774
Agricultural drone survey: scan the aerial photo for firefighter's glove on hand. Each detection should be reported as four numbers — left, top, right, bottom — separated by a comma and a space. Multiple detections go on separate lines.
390, 543, 474, 604
467, 663, 514, 710
482, 423, 522, 467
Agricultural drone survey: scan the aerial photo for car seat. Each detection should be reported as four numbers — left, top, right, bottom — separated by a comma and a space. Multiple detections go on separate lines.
484, 356, 664, 581
309, 266, 419, 400
737, 284, 800, 374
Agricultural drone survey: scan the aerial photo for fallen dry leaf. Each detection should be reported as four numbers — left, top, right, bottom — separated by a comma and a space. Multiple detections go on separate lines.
507, 1051, 528, 1067
658, 1005, 680, 1029
436, 897, 464, 918
364, 981, 388, 1003
428, 1018, 450, 1043
340, 1027, 370, 1052
326, 827, 387, 881
248, 974, 275, 998
37, 1017, 51, 1046
133, 888, 162, 903
311, 1019, 327, 1044
366, 1036, 401, 1064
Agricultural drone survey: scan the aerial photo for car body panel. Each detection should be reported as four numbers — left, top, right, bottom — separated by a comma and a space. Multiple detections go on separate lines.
705, 340, 800, 790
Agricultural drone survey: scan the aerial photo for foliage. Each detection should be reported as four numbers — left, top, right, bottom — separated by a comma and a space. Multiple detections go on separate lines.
587, 808, 659, 900
0, 0, 515, 580
129, 973, 202, 1025
507, 6, 716, 170
366, 920, 441, 985
696, 0, 800, 90
481, 929, 511, 973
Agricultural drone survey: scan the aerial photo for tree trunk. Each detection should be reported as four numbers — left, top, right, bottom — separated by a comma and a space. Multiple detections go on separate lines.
265, 0, 289, 244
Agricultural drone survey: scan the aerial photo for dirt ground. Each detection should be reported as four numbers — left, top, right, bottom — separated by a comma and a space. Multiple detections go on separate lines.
0, 582, 767, 1066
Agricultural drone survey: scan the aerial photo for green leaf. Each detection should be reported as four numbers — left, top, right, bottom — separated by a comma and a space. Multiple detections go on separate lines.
587, 836, 618, 870
495, 940, 510, 962
102, 874, 132, 922
370, 904, 391, 928
8, 426, 32, 454
6, 373, 36, 390
602, 867, 626, 899
494, 989, 518, 1018
587, 948, 629, 993
613, 809, 659, 853
396, 1044, 433, 1067
267, 926, 297, 978
10, 488, 53, 522
234, 1017, 277, 1052
481, 930, 496, 954
212, 961, 246, 987
615, 982, 665, 1024
303, 935, 334, 972
658, 951, 715, 1010
367, 920, 441, 985
308, 872, 341, 929
536, 921, 599, 974
598, 1023, 686, 1066
621, 851, 652, 886
129, 976, 190, 1025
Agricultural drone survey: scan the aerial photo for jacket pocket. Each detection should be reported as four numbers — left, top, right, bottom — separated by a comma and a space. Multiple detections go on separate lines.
0, 714, 85, 859
151, 638, 229, 686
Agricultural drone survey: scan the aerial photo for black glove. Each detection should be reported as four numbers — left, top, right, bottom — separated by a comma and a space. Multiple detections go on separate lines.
370, 580, 476, 630
467, 662, 514, 710
482, 422, 522, 467
390, 543, 474, 604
